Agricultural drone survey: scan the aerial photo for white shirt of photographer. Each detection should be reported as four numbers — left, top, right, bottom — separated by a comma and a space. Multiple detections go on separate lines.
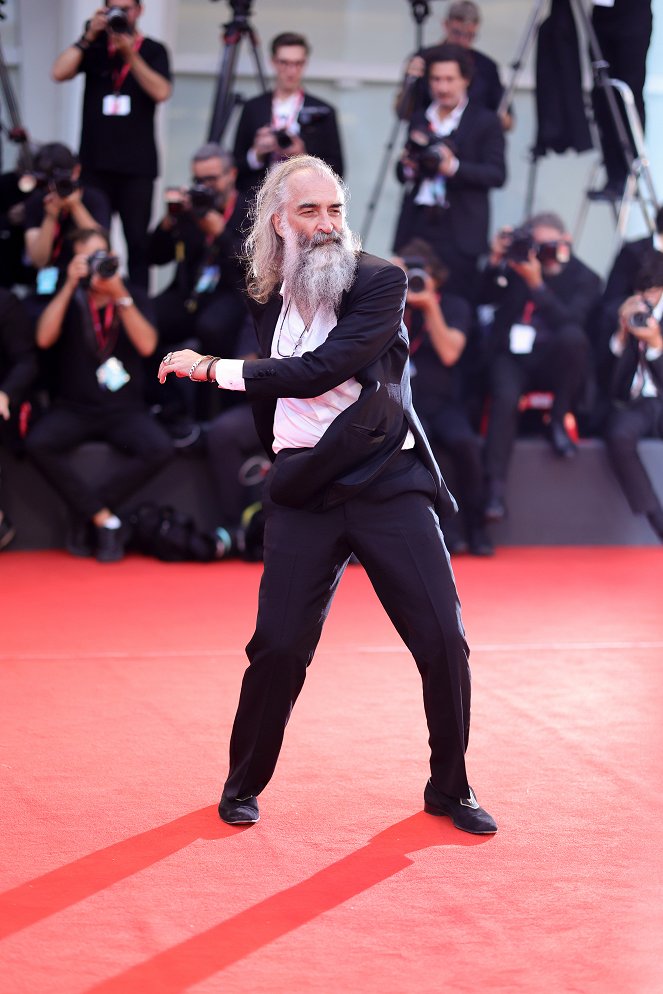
413, 98, 465, 207
215, 291, 414, 454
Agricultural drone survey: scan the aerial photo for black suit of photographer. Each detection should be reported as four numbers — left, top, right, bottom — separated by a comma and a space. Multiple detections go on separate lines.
233, 92, 344, 195
147, 195, 248, 359
392, 102, 505, 302
480, 253, 601, 482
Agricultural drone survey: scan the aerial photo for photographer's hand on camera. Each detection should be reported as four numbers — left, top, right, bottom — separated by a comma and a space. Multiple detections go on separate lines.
509, 251, 544, 291
436, 143, 459, 178
253, 127, 279, 162
618, 295, 663, 351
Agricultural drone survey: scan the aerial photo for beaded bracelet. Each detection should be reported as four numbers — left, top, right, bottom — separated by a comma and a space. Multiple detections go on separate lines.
205, 356, 219, 382
188, 355, 211, 380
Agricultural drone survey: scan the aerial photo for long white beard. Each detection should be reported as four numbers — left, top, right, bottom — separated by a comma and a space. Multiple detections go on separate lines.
281, 223, 359, 324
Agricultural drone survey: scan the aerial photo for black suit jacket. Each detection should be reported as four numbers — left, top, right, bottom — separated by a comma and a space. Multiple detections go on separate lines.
479, 255, 602, 356
233, 91, 344, 193
241, 253, 456, 517
393, 101, 506, 258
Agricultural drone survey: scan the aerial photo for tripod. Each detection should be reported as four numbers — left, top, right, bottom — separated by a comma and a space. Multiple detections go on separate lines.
0, 6, 32, 172
206, 0, 268, 145
360, 0, 434, 243
499, 0, 658, 242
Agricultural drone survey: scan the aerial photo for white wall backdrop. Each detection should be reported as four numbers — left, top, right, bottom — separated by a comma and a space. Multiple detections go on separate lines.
4, 0, 663, 281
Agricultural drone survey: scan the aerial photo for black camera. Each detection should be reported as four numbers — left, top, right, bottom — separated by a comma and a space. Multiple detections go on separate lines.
273, 129, 293, 150
405, 136, 447, 181
87, 250, 119, 281
106, 6, 131, 33
19, 168, 78, 200
402, 255, 429, 293
537, 240, 571, 266
504, 227, 535, 263
188, 182, 218, 217
629, 301, 653, 329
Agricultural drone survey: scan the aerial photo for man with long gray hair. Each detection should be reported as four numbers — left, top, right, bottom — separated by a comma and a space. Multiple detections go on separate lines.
158, 155, 497, 836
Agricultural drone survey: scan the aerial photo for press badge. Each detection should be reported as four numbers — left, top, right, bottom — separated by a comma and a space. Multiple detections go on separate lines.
509, 324, 536, 354
103, 94, 131, 116
36, 266, 58, 296
97, 357, 130, 392
194, 265, 220, 294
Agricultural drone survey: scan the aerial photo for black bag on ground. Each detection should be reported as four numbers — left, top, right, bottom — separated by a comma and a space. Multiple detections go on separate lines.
128, 502, 217, 562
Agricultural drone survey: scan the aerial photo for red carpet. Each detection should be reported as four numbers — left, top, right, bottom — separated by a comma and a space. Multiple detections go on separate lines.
1, 549, 662, 994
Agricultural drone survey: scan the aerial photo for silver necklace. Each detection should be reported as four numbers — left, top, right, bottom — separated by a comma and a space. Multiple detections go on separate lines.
276, 299, 312, 357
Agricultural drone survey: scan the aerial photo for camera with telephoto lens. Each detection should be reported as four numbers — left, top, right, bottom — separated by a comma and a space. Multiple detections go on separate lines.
106, 6, 131, 33
188, 182, 218, 217
405, 135, 452, 181
19, 167, 79, 199
629, 300, 654, 329
402, 255, 429, 294
86, 250, 120, 282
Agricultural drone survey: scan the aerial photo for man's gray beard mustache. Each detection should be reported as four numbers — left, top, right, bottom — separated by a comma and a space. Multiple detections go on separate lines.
281, 226, 359, 322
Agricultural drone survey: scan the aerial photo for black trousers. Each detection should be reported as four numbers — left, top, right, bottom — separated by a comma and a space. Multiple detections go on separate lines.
604, 396, 663, 515
222, 450, 472, 803
419, 400, 484, 524
81, 169, 154, 288
484, 325, 589, 481
25, 404, 173, 521
205, 403, 264, 527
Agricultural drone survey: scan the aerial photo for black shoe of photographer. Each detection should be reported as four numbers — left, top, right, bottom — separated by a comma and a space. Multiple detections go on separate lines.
548, 419, 577, 459
95, 522, 128, 563
424, 779, 497, 835
484, 480, 506, 523
0, 511, 16, 551
587, 181, 624, 203
66, 518, 94, 558
468, 523, 494, 557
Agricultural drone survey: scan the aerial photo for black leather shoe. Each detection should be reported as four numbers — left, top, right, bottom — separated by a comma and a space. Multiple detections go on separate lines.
484, 491, 506, 523
424, 779, 497, 834
548, 419, 577, 459
468, 524, 494, 557
95, 523, 127, 563
218, 794, 260, 825
66, 518, 94, 557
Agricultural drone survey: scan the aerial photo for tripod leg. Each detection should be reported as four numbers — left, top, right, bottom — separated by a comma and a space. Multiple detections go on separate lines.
360, 117, 405, 243
208, 35, 243, 144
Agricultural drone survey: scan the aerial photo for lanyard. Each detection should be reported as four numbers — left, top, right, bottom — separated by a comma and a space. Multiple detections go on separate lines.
88, 298, 117, 356
521, 300, 536, 324
108, 35, 144, 94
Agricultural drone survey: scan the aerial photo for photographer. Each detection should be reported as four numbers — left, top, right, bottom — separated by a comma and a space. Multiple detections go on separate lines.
479, 212, 602, 522
51, 2, 172, 287
397, 1, 510, 129
233, 32, 344, 195
396, 238, 492, 556
0, 291, 38, 551
23, 143, 110, 291
392, 44, 505, 303
25, 228, 173, 562
604, 254, 663, 543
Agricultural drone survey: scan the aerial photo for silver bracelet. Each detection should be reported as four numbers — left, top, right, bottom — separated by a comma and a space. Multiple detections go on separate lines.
188, 356, 207, 380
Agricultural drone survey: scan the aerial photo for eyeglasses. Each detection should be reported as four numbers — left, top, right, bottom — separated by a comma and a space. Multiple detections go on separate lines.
273, 58, 307, 69
446, 24, 478, 42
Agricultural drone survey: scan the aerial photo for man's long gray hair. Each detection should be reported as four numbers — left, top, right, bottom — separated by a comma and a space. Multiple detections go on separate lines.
244, 155, 360, 305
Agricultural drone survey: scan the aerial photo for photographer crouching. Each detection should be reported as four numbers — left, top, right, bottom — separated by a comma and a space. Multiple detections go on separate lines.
24, 229, 173, 562
604, 253, 663, 543
395, 238, 492, 555
479, 213, 602, 522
